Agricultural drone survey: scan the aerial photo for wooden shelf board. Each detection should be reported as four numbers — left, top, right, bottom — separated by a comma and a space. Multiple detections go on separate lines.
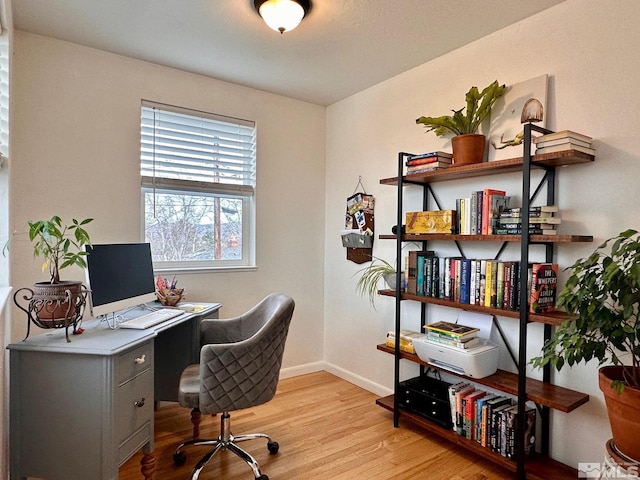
376, 395, 579, 480
376, 344, 589, 412
380, 151, 594, 186
379, 233, 593, 243
377, 289, 575, 327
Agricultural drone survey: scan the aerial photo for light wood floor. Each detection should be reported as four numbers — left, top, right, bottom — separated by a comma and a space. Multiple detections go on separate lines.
120, 371, 513, 480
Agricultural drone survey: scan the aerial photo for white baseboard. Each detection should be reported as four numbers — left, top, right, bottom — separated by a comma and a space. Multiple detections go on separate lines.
280, 361, 393, 398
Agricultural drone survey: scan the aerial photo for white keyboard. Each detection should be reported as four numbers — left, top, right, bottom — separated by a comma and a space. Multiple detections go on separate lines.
120, 308, 184, 329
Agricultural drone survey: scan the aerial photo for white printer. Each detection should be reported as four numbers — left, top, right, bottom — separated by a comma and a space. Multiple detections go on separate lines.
413, 312, 500, 379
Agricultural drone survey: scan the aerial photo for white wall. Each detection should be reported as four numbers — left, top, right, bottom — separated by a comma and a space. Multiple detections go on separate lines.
8, 32, 327, 371
325, 0, 640, 469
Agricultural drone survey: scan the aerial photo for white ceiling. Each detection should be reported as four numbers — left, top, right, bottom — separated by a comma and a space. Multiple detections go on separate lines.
12, 0, 565, 106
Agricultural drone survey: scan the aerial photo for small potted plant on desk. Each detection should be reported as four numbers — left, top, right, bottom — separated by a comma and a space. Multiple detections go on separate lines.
416, 80, 506, 165
10, 216, 93, 341
531, 228, 640, 462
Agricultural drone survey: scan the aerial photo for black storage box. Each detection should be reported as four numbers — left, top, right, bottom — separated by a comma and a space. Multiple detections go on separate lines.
398, 375, 452, 429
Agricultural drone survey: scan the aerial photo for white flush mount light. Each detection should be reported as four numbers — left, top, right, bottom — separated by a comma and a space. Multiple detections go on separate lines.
254, 0, 311, 34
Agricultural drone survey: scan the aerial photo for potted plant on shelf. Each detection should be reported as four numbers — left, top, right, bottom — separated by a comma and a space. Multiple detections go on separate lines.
9, 216, 93, 340
354, 257, 397, 308
416, 80, 506, 165
531, 228, 640, 461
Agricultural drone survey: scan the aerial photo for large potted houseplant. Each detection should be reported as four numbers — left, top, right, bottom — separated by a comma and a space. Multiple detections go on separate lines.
9, 216, 93, 340
416, 80, 506, 165
531, 228, 640, 461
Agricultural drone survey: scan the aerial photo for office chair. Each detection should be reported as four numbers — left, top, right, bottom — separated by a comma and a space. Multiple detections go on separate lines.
173, 293, 295, 480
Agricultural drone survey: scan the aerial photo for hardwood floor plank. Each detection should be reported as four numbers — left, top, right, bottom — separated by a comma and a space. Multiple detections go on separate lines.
120, 371, 513, 479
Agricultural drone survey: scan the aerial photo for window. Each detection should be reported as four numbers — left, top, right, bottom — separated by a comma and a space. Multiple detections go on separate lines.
140, 101, 256, 271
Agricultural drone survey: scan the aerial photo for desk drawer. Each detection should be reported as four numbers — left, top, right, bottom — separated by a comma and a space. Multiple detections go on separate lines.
116, 367, 153, 446
117, 342, 153, 385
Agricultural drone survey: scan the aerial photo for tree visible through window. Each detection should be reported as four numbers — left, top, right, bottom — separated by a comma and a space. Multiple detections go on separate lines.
140, 101, 256, 269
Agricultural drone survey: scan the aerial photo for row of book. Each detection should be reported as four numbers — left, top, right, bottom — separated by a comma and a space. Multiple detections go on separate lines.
405, 151, 452, 174
456, 189, 510, 235
533, 130, 594, 156
455, 188, 561, 236
405, 250, 559, 313
449, 381, 536, 459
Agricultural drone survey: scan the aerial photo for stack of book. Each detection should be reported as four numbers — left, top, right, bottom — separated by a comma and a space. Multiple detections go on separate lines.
448, 382, 536, 459
495, 205, 560, 235
423, 320, 481, 350
405, 151, 452, 174
533, 130, 594, 155
385, 329, 423, 354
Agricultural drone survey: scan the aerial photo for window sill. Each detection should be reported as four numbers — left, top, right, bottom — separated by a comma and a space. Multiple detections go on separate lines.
154, 265, 258, 275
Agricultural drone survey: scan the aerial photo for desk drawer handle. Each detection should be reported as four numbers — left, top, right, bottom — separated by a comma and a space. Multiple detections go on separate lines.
135, 398, 146, 408
134, 355, 146, 365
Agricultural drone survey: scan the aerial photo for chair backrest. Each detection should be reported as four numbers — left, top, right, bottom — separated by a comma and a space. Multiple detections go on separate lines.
198, 293, 295, 414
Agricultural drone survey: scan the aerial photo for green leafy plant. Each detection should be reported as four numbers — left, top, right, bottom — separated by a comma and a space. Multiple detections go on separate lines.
531, 229, 640, 393
27, 216, 93, 284
354, 257, 396, 308
416, 80, 506, 136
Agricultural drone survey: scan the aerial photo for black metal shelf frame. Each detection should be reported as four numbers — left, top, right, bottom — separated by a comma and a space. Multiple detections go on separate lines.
390, 123, 559, 480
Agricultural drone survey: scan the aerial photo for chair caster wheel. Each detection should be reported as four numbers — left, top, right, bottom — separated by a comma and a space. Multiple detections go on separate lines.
267, 441, 279, 454
256, 475, 269, 480
173, 451, 187, 466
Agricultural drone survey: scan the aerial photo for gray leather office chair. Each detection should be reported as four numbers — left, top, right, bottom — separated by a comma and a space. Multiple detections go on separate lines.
173, 293, 295, 480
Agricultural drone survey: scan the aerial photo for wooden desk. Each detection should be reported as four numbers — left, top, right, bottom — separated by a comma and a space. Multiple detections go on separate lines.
8, 302, 221, 480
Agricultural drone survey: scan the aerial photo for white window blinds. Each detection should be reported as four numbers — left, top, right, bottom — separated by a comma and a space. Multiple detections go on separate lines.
140, 101, 256, 195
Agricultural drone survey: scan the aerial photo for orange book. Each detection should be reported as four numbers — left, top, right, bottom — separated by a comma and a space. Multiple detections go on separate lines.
481, 189, 506, 235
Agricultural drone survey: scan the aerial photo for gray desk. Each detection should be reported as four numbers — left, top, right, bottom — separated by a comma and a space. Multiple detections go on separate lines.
8, 302, 221, 480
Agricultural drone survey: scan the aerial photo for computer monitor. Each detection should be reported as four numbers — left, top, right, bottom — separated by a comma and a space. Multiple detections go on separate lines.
85, 243, 157, 317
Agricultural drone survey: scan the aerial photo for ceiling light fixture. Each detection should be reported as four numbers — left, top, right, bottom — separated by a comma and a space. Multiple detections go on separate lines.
254, 0, 311, 34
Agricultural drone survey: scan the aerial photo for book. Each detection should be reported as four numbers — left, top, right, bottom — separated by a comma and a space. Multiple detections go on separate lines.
507, 261, 520, 310
406, 162, 452, 173
499, 216, 561, 225
455, 385, 476, 435
500, 205, 559, 215
406, 151, 453, 161
406, 156, 452, 167
385, 329, 424, 354
490, 403, 513, 452
475, 394, 498, 443
496, 261, 505, 309
533, 136, 592, 148
488, 195, 511, 234
448, 382, 471, 431
535, 143, 595, 155
459, 258, 472, 304
424, 320, 479, 339
529, 263, 559, 313
425, 333, 480, 349
481, 189, 506, 235
532, 129, 593, 143
494, 228, 558, 236
504, 405, 537, 459
482, 396, 512, 447
464, 390, 486, 440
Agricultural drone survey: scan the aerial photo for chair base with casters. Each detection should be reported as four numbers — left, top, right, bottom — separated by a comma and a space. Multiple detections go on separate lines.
173, 410, 279, 480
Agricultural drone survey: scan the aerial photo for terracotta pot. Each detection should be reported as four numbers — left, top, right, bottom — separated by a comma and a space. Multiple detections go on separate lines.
451, 133, 486, 165
599, 366, 640, 462
32, 280, 84, 327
